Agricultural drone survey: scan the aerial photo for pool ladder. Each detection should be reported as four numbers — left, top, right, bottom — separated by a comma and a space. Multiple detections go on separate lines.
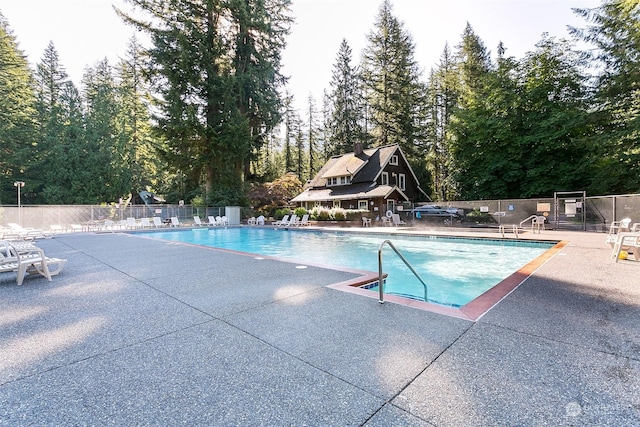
378, 240, 429, 304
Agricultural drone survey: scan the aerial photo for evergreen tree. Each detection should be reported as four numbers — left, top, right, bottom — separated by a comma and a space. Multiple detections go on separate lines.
81, 59, 130, 203
572, 0, 640, 194
305, 93, 322, 179
0, 13, 38, 205
360, 0, 427, 183
327, 39, 363, 156
115, 36, 161, 199
117, 0, 292, 205
425, 44, 458, 201
33, 41, 84, 203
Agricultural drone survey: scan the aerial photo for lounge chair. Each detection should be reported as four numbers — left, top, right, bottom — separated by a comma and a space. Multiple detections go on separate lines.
277, 214, 297, 227
606, 218, 632, 247
256, 215, 265, 226
193, 216, 205, 227
392, 214, 407, 226
7, 223, 52, 240
207, 216, 219, 226
247, 217, 257, 225
126, 217, 139, 229
152, 217, 164, 228
140, 218, 153, 229
170, 217, 181, 227
49, 224, 66, 234
612, 231, 640, 262
296, 214, 310, 227
272, 215, 289, 226
220, 216, 229, 226
0, 240, 59, 286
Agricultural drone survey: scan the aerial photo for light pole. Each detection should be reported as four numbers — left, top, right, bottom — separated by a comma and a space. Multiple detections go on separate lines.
13, 181, 25, 225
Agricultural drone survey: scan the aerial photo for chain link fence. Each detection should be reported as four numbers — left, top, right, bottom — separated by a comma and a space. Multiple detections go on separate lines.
1, 194, 638, 233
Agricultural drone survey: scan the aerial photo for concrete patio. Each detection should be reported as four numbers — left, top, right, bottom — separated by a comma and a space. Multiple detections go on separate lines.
0, 229, 638, 426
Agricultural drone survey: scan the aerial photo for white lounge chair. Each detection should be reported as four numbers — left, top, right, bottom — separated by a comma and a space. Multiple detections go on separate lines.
277, 214, 297, 227
7, 223, 52, 240
606, 218, 632, 247
140, 218, 153, 229
152, 217, 164, 228
612, 232, 640, 262
207, 216, 219, 226
247, 217, 257, 225
170, 217, 181, 227
126, 217, 139, 229
256, 215, 265, 225
0, 240, 61, 286
219, 216, 229, 226
296, 214, 310, 227
193, 216, 205, 227
392, 214, 407, 226
272, 215, 289, 226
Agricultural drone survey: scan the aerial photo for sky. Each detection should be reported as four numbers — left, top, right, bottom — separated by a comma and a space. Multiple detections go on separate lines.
1, 0, 601, 111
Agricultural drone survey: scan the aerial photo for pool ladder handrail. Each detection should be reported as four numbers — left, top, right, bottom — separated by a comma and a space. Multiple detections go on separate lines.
378, 239, 429, 304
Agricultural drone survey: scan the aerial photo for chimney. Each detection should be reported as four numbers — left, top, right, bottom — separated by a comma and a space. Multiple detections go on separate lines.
354, 142, 363, 156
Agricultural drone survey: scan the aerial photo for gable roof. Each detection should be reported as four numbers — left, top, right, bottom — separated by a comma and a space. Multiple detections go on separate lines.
306, 144, 417, 188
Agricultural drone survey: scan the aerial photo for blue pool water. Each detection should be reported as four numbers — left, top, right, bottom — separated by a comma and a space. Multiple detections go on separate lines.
139, 228, 555, 307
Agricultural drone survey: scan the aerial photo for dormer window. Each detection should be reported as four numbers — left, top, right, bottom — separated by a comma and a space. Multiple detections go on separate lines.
326, 175, 352, 187
389, 155, 398, 166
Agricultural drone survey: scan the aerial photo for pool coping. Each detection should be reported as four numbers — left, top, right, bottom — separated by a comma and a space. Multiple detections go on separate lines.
130, 227, 568, 322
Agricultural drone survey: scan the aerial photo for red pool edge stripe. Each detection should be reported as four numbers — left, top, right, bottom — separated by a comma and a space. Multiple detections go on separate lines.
329, 240, 568, 322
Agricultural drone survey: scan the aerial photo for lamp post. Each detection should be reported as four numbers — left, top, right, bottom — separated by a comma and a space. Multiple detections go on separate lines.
13, 181, 25, 225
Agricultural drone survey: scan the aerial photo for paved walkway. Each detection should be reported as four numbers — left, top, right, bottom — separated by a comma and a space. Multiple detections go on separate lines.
0, 229, 638, 426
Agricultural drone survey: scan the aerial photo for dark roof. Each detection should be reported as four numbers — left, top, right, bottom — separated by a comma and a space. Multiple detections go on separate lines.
306, 145, 401, 188
290, 183, 409, 203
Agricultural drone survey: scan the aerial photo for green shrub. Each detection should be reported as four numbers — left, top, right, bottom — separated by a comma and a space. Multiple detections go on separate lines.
274, 208, 290, 220
294, 207, 307, 217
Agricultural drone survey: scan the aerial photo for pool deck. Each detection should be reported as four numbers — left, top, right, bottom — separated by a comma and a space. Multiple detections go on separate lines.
1, 227, 638, 425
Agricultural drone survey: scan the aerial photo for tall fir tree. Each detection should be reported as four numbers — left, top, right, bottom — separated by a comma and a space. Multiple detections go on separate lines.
360, 0, 427, 188
117, 0, 292, 205
327, 39, 364, 156
0, 13, 38, 205
33, 41, 84, 203
572, 0, 640, 194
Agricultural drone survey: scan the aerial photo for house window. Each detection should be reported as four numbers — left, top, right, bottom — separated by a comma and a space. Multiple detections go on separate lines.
389, 155, 398, 165
381, 172, 389, 186
333, 200, 341, 208
358, 200, 368, 210
398, 173, 406, 191
327, 176, 351, 187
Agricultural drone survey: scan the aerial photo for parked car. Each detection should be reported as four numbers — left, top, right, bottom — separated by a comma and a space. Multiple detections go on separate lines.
411, 205, 464, 218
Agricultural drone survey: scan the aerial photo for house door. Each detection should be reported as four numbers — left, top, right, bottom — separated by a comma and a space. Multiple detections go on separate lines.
386, 199, 395, 215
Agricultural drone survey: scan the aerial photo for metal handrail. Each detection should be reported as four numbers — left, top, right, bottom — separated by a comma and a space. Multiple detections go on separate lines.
377, 239, 428, 304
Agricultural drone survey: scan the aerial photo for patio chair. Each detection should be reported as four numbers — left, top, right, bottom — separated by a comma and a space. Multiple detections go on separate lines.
392, 214, 407, 226
170, 217, 181, 227
612, 232, 640, 262
126, 217, 139, 229
247, 217, 257, 225
220, 216, 229, 226
296, 214, 310, 226
256, 215, 265, 226
193, 216, 205, 227
152, 217, 164, 228
606, 218, 632, 247
140, 218, 153, 229
7, 223, 52, 240
0, 240, 54, 286
207, 216, 219, 226
272, 215, 289, 226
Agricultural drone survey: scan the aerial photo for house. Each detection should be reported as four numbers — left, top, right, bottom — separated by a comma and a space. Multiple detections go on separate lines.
290, 143, 428, 217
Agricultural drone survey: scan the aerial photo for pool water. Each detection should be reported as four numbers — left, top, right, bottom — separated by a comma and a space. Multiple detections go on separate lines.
139, 228, 555, 307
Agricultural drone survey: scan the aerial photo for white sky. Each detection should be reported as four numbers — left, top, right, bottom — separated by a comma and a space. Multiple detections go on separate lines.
2, 0, 601, 111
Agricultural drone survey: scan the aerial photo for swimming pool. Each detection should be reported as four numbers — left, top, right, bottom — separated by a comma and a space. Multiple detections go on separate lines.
138, 228, 557, 308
